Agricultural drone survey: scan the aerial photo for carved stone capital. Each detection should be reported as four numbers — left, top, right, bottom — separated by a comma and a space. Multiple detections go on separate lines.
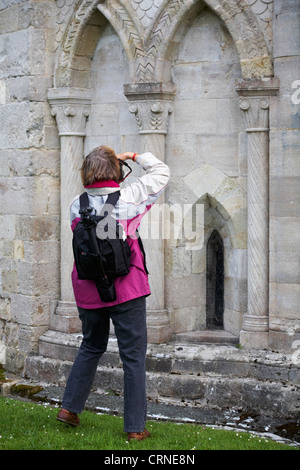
48, 87, 92, 137
236, 78, 279, 132
128, 100, 172, 134
124, 82, 176, 134
238, 97, 270, 132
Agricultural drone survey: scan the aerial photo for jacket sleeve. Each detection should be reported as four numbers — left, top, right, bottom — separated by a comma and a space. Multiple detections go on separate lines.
120, 152, 169, 205
118, 152, 170, 236
70, 197, 80, 231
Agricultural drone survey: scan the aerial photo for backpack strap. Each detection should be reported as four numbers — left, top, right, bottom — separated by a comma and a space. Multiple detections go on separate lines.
79, 191, 90, 211
100, 191, 120, 217
79, 191, 120, 215
137, 234, 149, 274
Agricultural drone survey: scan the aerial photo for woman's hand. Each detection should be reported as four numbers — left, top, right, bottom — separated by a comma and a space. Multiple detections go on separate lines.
116, 152, 137, 161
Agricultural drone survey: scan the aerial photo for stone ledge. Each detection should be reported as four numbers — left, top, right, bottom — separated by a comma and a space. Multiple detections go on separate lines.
37, 331, 300, 383
175, 329, 239, 345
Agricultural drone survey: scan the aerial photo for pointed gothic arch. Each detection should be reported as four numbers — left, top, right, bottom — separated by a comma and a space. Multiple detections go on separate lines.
168, 164, 247, 336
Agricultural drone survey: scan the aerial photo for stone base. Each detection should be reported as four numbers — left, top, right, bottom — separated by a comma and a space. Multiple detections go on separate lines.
175, 329, 239, 345
147, 324, 173, 343
50, 300, 81, 333
240, 330, 269, 349
269, 330, 300, 353
146, 308, 173, 343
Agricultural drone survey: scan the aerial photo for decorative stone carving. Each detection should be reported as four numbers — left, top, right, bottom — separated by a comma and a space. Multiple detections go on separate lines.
55, 0, 273, 88
50, 104, 90, 137
124, 81, 175, 134
131, 0, 161, 28
246, 0, 273, 41
48, 88, 91, 136
128, 101, 172, 134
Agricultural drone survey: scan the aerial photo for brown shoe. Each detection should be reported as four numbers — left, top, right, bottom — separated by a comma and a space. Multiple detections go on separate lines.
127, 429, 150, 441
57, 408, 80, 427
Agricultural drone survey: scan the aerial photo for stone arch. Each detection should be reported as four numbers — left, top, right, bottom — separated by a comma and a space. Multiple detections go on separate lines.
149, 0, 272, 81
181, 163, 247, 250
54, 0, 272, 88
54, 0, 101, 87
168, 164, 247, 336
54, 0, 144, 87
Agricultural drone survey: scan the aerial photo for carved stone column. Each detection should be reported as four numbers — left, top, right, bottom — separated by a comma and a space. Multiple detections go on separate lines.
124, 82, 175, 343
48, 87, 91, 332
236, 78, 279, 349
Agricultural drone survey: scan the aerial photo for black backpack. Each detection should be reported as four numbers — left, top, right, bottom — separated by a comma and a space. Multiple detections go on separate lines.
72, 191, 131, 302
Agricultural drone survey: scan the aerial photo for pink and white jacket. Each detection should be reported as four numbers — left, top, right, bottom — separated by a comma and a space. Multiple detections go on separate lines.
70, 152, 170, 309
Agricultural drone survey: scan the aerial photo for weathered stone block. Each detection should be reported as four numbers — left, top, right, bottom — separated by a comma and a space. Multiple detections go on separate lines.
194, 133, 239, 176
270, 176, 300, 217
165, 274, 205, 310
270, 216, 300, 253
15, 215, 60, 242
172, 99, 217, 134
273, 12, 300, 58
0, 30, 30, 79
0, 5, 19, 34
270, 251, 300, 285
171, 305, 206, 334
6, 75, 53, 103
19, 324, 48, 355
269, 282, 300, 320
10, 293, 50, 326
17, 261, 59, 298
89, 103, 120, 136
2, 269, 17, 294
0, 297, 11, 321
274, 0, 300, 15
0, 103, 31, 149
19, 0, 55, 30
270, 129, 300, 178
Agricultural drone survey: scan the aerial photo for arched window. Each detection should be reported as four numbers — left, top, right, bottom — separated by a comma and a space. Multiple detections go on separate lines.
206, 230, 224, 329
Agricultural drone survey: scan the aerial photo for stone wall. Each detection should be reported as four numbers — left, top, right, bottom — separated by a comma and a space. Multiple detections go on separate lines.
0, 0, 299, 374
0, 0, 60, 372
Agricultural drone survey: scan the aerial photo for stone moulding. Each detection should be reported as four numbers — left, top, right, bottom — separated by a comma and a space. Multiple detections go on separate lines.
48, 87, 92, 137
54, 0, 273, 88
124, 81, 176, 134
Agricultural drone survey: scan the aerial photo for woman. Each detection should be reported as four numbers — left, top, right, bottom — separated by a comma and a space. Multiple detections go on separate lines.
56, 145, 170, 441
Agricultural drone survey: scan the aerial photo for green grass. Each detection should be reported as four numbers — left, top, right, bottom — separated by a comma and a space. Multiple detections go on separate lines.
0, 397, 297, 451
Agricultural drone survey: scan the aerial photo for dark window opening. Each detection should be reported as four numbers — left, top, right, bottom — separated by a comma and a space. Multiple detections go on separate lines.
206, 230, 224, 329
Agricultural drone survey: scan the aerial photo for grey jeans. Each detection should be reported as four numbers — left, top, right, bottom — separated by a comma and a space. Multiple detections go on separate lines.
62, 296, 147, 432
